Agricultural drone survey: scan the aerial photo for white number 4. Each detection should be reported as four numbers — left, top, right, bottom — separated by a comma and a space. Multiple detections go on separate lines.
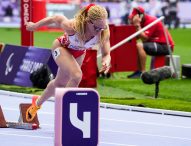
69, 103, 91, 138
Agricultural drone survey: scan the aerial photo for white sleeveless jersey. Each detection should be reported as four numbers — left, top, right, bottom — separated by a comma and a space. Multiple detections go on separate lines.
67, 34, 99, 50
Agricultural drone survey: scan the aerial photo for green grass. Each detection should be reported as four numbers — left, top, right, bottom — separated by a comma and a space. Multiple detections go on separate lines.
97, 77, 191, 112
0, 28, 62, 48
101, 78, 191, 101
0, 28, 191, 112
170, 29, 191, 64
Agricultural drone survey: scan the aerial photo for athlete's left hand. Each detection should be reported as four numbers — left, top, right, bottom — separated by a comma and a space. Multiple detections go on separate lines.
99, 56, 111, 74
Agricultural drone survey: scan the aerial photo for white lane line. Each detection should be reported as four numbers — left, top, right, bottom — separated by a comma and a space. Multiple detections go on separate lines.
100, 142, 136, 146
3, 127, 189, 142
0, 132, 134, 146
3, 108, 191, 133
101, 117, 191, 129
3, 107, 191, 129
3, 107, 191, 130
101, 129, 191, 141
0, 132, 53, 139
4, 107, 191, 129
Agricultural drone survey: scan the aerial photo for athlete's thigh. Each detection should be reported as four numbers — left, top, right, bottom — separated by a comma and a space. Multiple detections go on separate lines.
51, 40, 86, 80
75, 52, 86, 67
52, 42, 79, 72
54, 53, 85, 84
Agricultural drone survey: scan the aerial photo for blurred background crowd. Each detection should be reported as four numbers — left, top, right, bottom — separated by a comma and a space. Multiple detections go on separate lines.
0, 0, 191, 28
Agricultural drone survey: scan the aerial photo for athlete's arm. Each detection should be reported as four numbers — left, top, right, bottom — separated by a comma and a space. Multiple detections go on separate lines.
99, 28, 111, 74
26, 15, 72, 31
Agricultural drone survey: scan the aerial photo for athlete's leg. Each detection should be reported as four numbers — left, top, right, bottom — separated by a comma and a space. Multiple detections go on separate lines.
26, 39, 85, 121
137, 42, 146, 72
37, 53, 85, 106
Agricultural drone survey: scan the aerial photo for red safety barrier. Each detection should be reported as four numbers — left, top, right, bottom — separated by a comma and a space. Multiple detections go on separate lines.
21, 0, 34, 46
150, 56, 166, 69
32, 0, 47, 30
109, 25, 138, 73
21, 0, 47, 46
79, 50, 97, 88
79, 25, 138, 87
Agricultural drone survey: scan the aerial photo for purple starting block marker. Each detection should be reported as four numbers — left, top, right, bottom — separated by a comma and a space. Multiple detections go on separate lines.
55, 88, 99, 146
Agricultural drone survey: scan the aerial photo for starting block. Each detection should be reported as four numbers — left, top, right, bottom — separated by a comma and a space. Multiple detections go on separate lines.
55, 88, 100, 146
19, 103, 40, 128
0, 103, 39, 130
0, 105, 7, 128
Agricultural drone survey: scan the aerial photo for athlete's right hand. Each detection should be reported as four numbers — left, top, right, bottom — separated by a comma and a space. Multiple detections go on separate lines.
26, 22, 37, 31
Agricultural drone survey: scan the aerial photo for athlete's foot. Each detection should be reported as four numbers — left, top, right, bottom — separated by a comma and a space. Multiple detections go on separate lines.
26, 96, 41, 122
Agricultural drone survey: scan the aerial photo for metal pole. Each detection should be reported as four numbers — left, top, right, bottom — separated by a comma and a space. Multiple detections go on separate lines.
162, 22, 178, 78
97, 16, 165, 58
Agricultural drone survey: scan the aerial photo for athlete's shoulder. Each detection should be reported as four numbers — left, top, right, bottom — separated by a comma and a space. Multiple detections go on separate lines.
62, 19, 76, 34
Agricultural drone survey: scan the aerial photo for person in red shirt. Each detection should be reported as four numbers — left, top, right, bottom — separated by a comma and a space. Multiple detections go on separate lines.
127, 6, 174, 78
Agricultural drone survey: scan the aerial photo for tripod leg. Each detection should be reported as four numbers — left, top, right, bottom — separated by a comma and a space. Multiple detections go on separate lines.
155, 82, 160, 98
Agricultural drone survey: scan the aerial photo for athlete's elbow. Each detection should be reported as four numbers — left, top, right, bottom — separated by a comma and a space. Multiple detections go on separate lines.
52, 15, 65, 24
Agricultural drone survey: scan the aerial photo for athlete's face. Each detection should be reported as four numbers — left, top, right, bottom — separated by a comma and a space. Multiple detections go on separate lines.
88, 19, 107, 35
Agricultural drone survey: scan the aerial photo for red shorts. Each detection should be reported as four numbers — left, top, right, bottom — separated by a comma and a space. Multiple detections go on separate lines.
57, 35, 85, 58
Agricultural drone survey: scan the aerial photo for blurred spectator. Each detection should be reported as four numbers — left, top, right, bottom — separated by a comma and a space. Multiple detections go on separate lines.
0, 0, 19, 23
2, 1, 13, 23
166, 0, 180, 28
105, 6, 110, 19
121, 0, 131, 24
161, 0, 179, 28
4, 5, 13, 17
161, 0, 169, 25
148, 0, 162, 17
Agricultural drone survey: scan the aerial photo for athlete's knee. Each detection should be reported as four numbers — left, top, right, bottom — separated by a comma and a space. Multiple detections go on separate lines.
46, 79, 55, 88
70, 70, 83, 83
53, 79, 66, 87
136, 42, 143, 50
